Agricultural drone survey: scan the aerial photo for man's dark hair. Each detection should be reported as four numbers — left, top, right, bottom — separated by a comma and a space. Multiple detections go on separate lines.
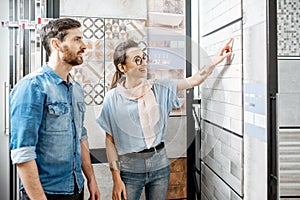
40, 18, 81, 56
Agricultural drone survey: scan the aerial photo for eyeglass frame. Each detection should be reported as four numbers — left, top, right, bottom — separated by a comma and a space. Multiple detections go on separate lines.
130, 52, 149, 66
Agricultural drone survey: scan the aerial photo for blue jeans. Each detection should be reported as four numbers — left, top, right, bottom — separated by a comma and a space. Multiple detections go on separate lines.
121, 165, 170, 200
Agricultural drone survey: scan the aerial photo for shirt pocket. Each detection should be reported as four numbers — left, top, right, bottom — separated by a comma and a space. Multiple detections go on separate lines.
77, 102, 86, 112
77, 102, 85, 126
46, 102, 69, 132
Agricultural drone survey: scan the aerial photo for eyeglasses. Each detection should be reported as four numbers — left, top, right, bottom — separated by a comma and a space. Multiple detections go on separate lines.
131, 53, 149, 66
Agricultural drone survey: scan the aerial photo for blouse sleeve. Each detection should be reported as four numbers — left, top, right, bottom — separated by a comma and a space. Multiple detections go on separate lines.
153, 79, 180, 114
96, 92, 114, 136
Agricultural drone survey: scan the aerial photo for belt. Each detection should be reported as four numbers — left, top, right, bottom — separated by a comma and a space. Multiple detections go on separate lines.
138, 142, 165, 153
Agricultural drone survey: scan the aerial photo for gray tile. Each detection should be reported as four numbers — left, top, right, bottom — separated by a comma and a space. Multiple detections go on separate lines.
200, 0, 241, 36
230, 161, 242, 180
278, 94, 300, 126
201, 163, 242, 200
278, 60, 300, 93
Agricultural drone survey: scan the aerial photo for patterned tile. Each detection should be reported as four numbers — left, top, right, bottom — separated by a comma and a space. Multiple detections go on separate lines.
105, 19, 130, 40
72, 60, 104, 85
126, 20, 147, 41
67, 17, 105, 106
104, 39, 119, 61
104, 19, 147, 91
82, 17, 104, 42
277, 0, 300, 56
104, 62, 116, 91
68, 17, 147, 103
73, 62, 105, 105
83, 82, 104, 105
84, 39, 104, 62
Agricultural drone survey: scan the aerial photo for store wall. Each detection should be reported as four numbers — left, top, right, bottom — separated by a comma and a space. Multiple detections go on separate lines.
60, 0, 147, 19
199, 0, 244, 199
198, 0, 269, 199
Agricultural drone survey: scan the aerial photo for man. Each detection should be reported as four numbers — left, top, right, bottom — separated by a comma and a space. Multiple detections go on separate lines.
10, 18, 100, 200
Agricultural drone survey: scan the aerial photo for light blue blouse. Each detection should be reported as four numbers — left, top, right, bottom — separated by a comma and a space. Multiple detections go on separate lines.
97, 79, 179, 155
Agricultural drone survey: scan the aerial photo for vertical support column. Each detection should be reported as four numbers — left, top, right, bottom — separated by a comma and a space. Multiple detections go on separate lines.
186, 0, 196, 199
23, 0, 30, 76
266, 0, 278, 199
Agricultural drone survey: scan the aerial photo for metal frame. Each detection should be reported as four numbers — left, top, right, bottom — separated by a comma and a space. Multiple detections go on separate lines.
267, 0, 279, 199
185, 0, 196, 199
23, 0, 30, 76
192, 99, 201, 200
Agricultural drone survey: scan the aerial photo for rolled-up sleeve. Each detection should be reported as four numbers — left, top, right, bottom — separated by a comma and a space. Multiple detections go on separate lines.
154, 79, 180, 114
11, 146, 36, 164
10, 78, 44, 164
80, 126, 88, 141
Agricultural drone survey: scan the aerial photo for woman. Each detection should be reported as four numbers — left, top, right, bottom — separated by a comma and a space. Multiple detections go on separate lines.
97, 39, 232, 200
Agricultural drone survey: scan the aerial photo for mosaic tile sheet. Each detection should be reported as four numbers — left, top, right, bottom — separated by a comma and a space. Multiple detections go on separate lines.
277, 0, 300, 56
69, 17, 146, 105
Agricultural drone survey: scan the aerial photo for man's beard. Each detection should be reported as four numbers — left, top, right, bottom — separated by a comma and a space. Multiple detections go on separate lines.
67, 57, 83, 66
61, 46, 84, 66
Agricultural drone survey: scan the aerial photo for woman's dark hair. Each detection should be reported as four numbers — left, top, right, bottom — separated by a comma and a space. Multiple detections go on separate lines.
110, 39, 139, 89
39, 18, 81, 56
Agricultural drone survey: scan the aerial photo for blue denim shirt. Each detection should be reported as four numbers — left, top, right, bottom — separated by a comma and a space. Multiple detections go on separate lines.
10, 65, 87, 194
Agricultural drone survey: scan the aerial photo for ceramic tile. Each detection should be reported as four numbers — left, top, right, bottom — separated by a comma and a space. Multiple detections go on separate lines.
278, 0, 300, 56
104, 19, 147, 90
